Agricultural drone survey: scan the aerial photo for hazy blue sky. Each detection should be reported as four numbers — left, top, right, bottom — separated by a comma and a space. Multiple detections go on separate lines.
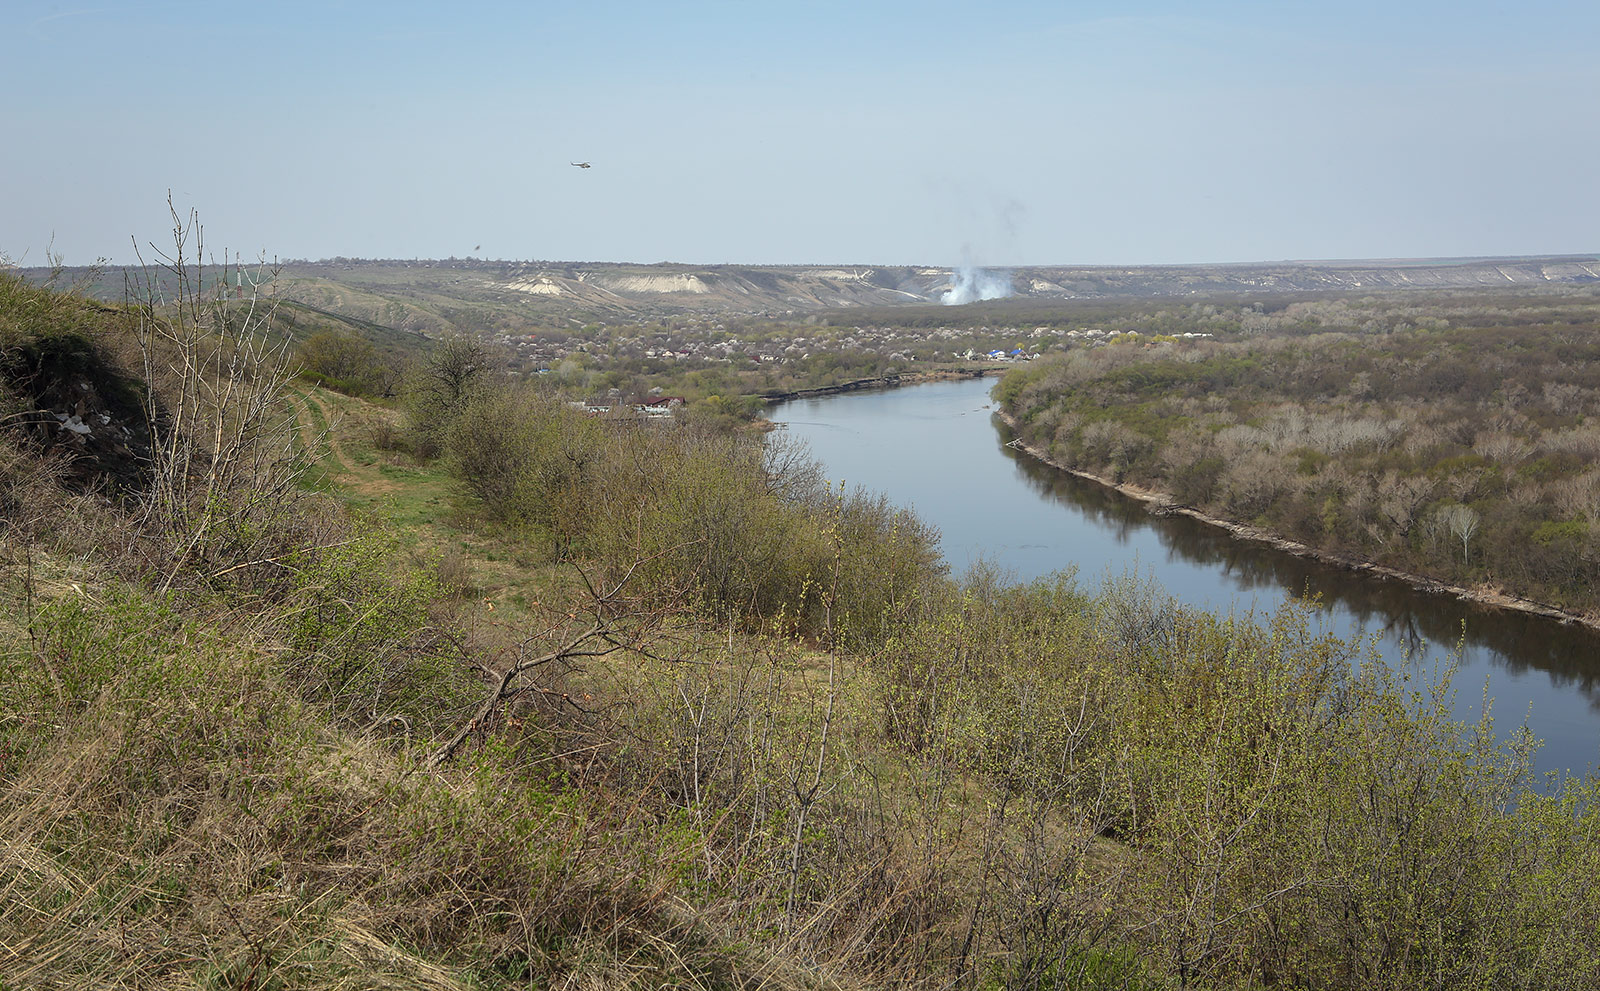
4, 0, 1597, 266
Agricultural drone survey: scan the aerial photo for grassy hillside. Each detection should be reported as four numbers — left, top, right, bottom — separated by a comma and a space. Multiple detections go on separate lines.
6, 266, 1600, 990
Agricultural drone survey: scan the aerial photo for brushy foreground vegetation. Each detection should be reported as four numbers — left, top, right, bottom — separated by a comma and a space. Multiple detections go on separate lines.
998, 289, 1600, 619
5, 248, 1600, 991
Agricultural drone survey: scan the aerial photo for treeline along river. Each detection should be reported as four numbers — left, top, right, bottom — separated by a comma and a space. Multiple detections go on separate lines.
774, 375, 1600, 779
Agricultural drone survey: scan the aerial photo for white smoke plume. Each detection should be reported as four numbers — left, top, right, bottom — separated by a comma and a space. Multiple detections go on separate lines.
941, 265, 1013, 305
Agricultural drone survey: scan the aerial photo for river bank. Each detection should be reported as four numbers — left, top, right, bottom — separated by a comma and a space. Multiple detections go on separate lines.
758, 365, 999, 405
995, 410, 1600, 634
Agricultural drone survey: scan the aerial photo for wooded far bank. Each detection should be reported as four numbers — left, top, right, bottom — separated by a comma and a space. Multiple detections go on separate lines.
997, 288, 1600, 621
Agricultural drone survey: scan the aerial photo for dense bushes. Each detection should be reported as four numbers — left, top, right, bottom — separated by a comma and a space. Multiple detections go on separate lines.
865, 575, 1600, 989
434, 378, 946, 647
295, 327, 391, 395
11, 542, 1600, 989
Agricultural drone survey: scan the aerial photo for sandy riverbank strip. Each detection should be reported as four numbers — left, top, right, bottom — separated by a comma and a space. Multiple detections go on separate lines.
760, 365, 1002, 405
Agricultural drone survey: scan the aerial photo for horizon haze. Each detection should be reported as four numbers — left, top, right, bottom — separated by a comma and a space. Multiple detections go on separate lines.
4, 1, 1598, 268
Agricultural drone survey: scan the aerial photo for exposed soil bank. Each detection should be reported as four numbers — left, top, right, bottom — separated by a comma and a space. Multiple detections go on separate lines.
996, 410, 1600, 634
760, 366, 999, 404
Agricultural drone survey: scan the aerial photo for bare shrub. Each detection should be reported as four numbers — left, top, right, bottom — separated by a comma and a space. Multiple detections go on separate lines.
760, 428, 826, 503
1542, 380, 1592, 415
1542, 424, 1600, 460
1079, 420, 1151, 478
1402, 422, 1456, 458
1555, 471, 1600, 530
1375, 470, 1435, 540
125, 200, 315, 593
1217, 449, 1294, 518
368, 418, 399, 451
1474, 430, 1533, 465
1215, 423, 1270, 455
433, 543, 473, 597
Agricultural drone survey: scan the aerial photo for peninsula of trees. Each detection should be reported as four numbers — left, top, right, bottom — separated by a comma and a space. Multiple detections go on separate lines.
997, 288, 1600, 620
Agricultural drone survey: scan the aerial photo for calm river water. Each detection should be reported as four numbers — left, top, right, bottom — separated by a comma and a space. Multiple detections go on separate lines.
774, 375, 1600, 778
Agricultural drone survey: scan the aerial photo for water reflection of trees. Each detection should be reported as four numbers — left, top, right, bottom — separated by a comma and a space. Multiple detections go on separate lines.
998, 425, 1600, 715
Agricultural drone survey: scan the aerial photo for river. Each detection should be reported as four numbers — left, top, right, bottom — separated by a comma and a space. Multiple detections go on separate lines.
773, 375, 1600, 778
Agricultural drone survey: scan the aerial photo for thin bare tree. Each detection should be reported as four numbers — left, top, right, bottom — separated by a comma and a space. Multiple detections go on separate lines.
126, 197, 309, 590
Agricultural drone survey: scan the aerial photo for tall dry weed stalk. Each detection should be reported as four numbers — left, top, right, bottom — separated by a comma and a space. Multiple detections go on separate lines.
126, 199, 313, 591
